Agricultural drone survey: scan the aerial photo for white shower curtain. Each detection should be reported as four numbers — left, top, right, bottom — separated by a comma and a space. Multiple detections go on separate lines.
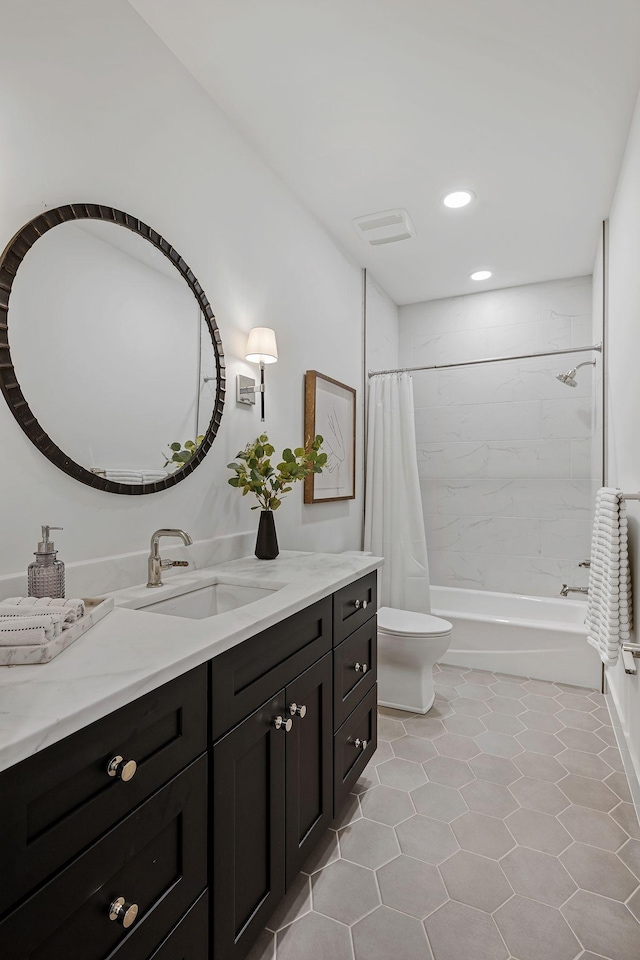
364, 373, 431, 613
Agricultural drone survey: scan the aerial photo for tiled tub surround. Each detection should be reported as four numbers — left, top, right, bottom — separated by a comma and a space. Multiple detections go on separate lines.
249, 665, 640, 960
398, 277, 598, 598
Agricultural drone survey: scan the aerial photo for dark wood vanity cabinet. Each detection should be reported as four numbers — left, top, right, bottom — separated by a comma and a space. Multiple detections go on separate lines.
0, 572, 377, 960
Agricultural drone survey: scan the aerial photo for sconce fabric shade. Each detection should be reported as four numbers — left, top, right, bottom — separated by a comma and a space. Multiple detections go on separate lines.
245, 327, 278, 364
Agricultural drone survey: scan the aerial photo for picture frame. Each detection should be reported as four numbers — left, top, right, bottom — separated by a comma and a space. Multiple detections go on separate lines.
304, 370, 356, 503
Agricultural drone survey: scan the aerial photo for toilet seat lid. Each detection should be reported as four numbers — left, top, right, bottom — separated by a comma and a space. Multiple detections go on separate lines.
377, 606, 453, 638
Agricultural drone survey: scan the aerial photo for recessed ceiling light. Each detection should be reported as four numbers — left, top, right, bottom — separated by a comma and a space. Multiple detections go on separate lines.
470, 270, 492, 281
443, 190, 474, 209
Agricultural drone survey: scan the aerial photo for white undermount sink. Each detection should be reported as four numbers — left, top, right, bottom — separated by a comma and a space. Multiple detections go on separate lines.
130, 580, 280, 620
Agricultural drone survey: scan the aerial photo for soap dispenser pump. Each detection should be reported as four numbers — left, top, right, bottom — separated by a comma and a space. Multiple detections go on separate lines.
28, 526, 66, 599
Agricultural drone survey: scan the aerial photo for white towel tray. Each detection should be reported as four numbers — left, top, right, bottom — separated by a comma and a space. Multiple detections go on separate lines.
0, 597, 114, 666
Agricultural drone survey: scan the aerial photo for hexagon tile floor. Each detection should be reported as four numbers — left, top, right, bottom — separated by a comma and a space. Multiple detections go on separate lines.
246, 664, 640, 960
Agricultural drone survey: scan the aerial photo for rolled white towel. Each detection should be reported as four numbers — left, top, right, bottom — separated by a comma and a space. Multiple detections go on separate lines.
101, 469, 167, 484
0, 605, 75, 628
0, 613, 64, 645
3, 597, 85, 621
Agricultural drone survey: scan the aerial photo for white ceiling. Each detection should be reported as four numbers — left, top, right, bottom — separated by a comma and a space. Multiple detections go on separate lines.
128, 0, 640, 305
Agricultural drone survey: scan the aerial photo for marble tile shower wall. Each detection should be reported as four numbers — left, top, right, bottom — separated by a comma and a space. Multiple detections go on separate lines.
398, 278, 597, 598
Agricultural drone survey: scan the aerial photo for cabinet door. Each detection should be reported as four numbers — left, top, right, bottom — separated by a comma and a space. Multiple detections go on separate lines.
285, 653, 333, 884
147, 892, 208, 960
0, 756, 207, 960
212, 694, 287, 960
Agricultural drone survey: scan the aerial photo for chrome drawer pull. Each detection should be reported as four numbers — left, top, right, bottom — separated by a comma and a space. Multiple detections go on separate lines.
109, 897, 139, 928
354, 662, 368, 674
274, 716, 293, 732
107, 756, 137, 782
354, 599, 368, 610
354, 738, 368, 751
289, 703, 307, 718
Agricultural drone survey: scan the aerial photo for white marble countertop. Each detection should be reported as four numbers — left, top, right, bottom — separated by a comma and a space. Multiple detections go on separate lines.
0, 551, 382, 773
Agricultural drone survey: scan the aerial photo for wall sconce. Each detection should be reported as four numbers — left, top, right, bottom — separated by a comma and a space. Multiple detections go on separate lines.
237, 326, 278, 422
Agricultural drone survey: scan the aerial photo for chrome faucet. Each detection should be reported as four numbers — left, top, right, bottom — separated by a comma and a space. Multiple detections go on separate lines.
147, 529, 193, 587
560, 584, 589, 597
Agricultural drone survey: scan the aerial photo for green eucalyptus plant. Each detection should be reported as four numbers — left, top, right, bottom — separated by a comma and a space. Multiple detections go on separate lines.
227, 434, 327, 511
163, 435, 205, 469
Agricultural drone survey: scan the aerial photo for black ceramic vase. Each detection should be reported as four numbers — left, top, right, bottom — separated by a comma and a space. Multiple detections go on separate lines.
255, 510, 279, 560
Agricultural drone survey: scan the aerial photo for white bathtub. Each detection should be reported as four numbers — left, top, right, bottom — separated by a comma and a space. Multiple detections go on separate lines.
431, 585, 601, 689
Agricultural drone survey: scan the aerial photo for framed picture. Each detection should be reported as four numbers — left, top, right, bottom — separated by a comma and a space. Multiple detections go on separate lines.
304, 370, 356, 503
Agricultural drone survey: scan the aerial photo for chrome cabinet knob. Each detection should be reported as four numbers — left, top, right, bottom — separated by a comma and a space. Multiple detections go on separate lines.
109, 897, 139, 928
289, 703, 307, 718
274, 716, 293, 732
107, 756, 137, 781
354, 599, 368, 610
354, 662, 368, 674
354, 738, 368, 751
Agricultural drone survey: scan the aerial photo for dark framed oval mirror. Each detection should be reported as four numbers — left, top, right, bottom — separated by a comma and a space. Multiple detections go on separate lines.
0, 203, 225, 494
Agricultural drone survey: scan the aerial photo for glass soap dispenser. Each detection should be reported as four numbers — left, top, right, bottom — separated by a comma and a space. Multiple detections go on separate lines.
28, 526, 65, 599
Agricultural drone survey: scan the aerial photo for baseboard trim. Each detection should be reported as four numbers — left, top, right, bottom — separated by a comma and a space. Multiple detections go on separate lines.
604, 684, 640, 820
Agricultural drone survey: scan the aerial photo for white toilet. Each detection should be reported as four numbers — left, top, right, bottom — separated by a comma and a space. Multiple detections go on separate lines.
341, 552, 453, 715
377, 606, 453, 714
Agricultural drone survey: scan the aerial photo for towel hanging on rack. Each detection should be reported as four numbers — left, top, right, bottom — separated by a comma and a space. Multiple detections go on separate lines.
585, 488, 632, 665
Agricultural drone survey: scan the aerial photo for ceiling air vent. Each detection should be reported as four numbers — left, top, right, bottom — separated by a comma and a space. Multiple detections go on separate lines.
352, 208, 416, 245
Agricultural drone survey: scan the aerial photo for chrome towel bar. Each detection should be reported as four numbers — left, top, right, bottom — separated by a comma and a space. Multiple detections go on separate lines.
621, 644, 640, 675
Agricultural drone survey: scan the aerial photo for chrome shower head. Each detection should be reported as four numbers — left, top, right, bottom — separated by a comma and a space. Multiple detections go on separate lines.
556, 359, 596, 388
556, 368, 578, 387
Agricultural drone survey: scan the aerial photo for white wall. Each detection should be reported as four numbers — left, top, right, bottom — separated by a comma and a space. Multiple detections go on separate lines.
0, 0, 371, 576
602, 90, 640, 798
399, 278, 596, 597
365, 273, 399, 374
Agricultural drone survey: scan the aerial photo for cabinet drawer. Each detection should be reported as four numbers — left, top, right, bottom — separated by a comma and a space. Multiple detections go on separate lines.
334, 685, 377, 812
333, 618, 377, 729
333, 572, 377, 646
0, 665, 207, 917
211, 596, 332, 740
147, 892, 208, 960
0, 755, 207, 960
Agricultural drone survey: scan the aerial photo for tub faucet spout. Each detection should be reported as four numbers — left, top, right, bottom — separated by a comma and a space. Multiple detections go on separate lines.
560, 584, 588, 598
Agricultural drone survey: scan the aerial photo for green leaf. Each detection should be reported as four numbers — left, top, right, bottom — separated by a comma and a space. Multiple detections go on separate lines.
170, 442, 181, 451
228, 477, 240, 487
282, 448, 295, 462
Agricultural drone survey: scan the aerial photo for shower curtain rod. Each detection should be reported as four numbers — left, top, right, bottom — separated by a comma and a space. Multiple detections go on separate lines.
368, 341, 603, 378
